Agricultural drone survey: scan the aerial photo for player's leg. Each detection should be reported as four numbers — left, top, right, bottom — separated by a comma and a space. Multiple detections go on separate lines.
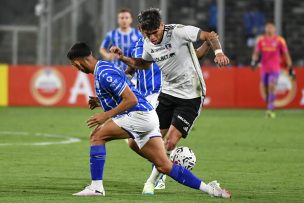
140, 137, 231, 198
73, 120, 129, 196
165, 96, 202, 151
266, 72, 279, 118
143, 93, 173, 193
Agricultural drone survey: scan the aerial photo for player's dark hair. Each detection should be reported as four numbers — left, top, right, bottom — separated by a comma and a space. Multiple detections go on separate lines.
118, 8, 133, 16
137, 8, 162, 31
67, 42, 92, 60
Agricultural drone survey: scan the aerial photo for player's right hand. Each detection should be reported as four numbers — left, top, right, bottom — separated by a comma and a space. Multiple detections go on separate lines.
88, 96, 101, 110
110, 46, 123, 59
214, 53, 230, 66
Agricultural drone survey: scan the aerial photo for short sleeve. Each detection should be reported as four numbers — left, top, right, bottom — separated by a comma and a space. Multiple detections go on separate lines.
255, 37, 262, 53
278, 36, 288, 53
99, 70, 127, 96
101, 32, 112, 49
174, 25, 201, 42
142, 41, 153, 61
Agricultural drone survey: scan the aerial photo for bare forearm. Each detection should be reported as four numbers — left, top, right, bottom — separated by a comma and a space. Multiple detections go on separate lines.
121, 56, 151, 69
104, 98, 137, 118
195, 41, 210, 59
285, 53, 292, 67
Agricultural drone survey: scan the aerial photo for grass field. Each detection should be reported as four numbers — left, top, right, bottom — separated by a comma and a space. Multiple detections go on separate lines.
0, 107, 303, 203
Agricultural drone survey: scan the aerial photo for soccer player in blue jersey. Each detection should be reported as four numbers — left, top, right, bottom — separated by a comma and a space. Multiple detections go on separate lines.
67, 42, 230, 198
99, 8, 142, 71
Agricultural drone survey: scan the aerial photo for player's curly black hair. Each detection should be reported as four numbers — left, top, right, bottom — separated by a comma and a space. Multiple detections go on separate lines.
67, 42, 92, 60
137, 8, 162, 31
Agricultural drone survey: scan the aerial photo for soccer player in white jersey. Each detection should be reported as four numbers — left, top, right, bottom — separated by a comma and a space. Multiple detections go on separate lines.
67, 42, 230, 199
100, 8, 142, 71
110, 8, 230, 195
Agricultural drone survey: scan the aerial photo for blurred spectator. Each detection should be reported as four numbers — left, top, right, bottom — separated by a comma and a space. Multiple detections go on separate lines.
243, 3, 265, 47
77, 11, 96, 51
208, 0, 217, 32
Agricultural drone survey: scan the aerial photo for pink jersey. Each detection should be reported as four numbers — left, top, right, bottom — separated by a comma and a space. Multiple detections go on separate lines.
255, 35, 288, 73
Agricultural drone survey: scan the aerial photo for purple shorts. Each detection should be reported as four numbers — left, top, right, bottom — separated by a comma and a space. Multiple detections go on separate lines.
261, 72, 279, 86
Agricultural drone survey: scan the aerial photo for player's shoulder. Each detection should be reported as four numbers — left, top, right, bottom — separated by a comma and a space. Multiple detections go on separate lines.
164, 24, 177, 31
255, 35, 264, 43
277, 35, 287, 44
95, 61, 121, 77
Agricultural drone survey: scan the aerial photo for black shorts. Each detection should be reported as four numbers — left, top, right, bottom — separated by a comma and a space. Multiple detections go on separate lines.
156, 93, 203, 138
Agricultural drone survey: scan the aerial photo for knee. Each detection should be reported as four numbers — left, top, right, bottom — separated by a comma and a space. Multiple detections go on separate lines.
90, 130, 106, 144
165, 139, 177, 151
155, 162, 172, 175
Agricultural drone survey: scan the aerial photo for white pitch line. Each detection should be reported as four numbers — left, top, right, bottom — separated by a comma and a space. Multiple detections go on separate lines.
0, 131, 81, 146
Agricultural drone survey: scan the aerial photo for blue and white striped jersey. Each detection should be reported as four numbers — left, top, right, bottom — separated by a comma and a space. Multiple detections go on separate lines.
94, 60, 153, 115
101, 28, 142, 71
131, 37, 162, 97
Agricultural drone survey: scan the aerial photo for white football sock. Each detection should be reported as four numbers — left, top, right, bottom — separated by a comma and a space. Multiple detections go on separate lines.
146, 166, 162, 184
90, 180, 104, 191
199, 181, 210, 193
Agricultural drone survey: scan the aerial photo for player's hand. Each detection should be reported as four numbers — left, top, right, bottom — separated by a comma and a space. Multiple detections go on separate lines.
208, 31, 219, 41
86, 112, 110, 128
110, 46, 123, 60
88, 96, 100, 110
250, 60, 258, 70
214, 53, 230, 67
288, 67, 296, 80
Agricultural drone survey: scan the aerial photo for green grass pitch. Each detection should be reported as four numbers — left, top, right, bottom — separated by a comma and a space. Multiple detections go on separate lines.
0, 107, 303, 203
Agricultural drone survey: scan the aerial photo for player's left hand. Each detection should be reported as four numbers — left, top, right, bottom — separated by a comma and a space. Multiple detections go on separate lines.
288, 67, 296, 80
86, 112, 110, 128
88, 96, 101, 110
214, 53, 230, 66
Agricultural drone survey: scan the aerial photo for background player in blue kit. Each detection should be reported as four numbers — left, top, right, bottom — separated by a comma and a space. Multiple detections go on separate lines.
99, 8, 142, 71
67, 42, 230, 199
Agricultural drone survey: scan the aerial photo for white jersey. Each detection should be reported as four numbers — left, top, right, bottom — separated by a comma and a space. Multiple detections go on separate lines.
142, 24, 206, 99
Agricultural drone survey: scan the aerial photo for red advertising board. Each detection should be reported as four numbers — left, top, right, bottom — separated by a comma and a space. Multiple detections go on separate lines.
6, 65, 304, 108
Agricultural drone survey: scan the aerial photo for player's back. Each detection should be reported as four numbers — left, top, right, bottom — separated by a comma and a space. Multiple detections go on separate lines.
131, 37, 162, 97
94, 60, 153, 115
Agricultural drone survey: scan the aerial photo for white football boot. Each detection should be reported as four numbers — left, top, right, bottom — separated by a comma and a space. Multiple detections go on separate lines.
142, 182, 155, 195
154, 174, 166, 190
207, 180, 231, 199
73, 185, 105, 196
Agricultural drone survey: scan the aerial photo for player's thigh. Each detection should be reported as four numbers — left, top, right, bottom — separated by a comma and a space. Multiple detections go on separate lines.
90, 120, 129, 143
140, 137, 172, 174
164, 125, 183, 150
171, 97, 202, 138
156, 93, 175, 131
268, 72, 279, 91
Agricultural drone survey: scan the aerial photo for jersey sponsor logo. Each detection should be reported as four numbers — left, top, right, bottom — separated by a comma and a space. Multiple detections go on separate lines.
155, 53, 176, 62
259, 70, 296, 107
31, 68, 65, 106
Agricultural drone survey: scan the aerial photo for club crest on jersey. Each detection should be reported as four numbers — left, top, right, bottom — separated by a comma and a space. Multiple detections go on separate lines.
106, 76, 113, 83
165, 43, 172, 50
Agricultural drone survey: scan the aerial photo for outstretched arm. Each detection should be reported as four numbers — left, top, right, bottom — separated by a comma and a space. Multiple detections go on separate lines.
195, 41, 210, 59
110, 46, 152, 69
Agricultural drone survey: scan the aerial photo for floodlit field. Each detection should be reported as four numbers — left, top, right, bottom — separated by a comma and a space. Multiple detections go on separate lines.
0, 107, 303, 203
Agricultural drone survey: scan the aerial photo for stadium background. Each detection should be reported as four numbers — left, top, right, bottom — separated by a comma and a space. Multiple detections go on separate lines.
0, 1, 304, 203
0, 0, 304, 108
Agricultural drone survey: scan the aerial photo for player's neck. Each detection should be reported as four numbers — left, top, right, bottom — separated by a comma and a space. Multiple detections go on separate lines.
119, 27, 131, 33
